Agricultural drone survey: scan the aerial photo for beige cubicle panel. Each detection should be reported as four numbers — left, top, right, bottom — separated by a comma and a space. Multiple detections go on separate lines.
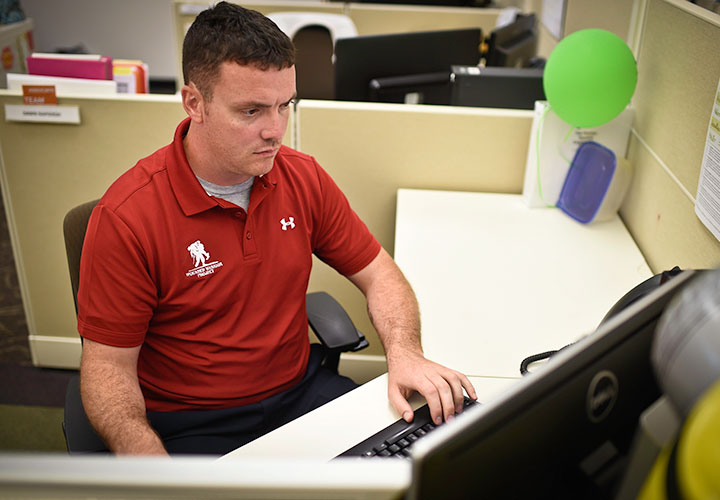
562, 0, 637, 42
345, 3, 500, 36
296, 100, 533, 355
620, 0, 720, 272
0, 92, 294, 368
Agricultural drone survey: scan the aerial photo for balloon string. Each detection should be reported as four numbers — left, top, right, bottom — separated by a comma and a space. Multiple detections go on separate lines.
535, 104, 555, 208
559, 123, 576, 165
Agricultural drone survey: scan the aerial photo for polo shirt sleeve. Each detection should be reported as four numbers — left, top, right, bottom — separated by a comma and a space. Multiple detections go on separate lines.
77, 204, 157, 347
311, 163, 381, 276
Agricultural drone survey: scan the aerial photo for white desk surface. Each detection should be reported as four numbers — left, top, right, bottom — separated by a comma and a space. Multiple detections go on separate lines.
221, 188, 649, 464
394, 189, 652, 379
221, 374, 518, 461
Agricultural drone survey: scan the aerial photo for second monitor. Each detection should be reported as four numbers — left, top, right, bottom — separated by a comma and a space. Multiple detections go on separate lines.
368, 66, 545, 109
333, 28, 483, 102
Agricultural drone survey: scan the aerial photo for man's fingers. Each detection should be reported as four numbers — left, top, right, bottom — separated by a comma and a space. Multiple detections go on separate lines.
388, 386, 415, 422
429, 372, 460, 423
460, 372, 477, 401
423, 370, 477, 423
444, 370, 466, 414
388, 359, 478, 425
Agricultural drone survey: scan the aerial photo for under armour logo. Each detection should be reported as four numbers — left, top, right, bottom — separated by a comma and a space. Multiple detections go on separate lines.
280, 217, 295, 231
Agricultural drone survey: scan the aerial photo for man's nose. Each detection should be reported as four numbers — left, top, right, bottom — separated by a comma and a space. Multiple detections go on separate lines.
261, 111, 286, 141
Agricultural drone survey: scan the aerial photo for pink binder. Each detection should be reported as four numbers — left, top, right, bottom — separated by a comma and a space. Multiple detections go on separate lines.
26, 55, 113, 80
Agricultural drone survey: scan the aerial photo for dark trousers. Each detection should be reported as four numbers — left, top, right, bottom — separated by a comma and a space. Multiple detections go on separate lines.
146, 345, 357, 456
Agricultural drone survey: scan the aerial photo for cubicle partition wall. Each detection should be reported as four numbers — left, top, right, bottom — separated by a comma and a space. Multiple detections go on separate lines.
344, 3, 500, 35
296, 100, 533, 357
620, 0, 720, 271
0, 93, 293, 368
0, 92, 531, 369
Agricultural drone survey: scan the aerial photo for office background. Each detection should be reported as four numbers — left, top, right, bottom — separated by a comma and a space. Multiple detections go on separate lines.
1, 0, 720, 453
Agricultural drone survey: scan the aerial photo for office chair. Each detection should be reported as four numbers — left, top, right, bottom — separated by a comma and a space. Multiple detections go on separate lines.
62, 199, 368, 453
267, 12, 358, 100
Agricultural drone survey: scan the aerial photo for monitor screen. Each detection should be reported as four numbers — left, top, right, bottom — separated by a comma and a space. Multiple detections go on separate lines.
408, 269, 701, 500
334, 28, 482, 102
450, 65, 545, 109
485, 13, 539, 68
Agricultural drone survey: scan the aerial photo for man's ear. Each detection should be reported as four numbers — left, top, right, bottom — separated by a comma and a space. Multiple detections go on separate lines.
181, 82, 205, 123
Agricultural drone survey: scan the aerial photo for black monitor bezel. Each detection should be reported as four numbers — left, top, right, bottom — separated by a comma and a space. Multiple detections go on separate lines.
408, 270, 700, 500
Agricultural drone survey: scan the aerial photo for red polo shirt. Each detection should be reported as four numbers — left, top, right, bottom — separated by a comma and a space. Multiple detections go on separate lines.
77, 118, 381, 411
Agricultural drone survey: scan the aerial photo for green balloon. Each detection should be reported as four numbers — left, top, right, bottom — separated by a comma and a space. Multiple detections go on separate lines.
543, 29, 637, 128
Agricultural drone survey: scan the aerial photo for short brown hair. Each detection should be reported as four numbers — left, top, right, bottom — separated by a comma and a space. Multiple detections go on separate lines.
182, 2, 295, 99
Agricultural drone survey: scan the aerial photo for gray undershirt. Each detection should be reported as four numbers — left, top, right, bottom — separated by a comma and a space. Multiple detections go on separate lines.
197, 176, 255, 211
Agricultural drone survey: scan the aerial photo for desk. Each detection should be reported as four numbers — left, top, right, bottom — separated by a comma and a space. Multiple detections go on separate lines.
221, 374, 518, 461
394, 189, 653, 379
222, 188, 650, 462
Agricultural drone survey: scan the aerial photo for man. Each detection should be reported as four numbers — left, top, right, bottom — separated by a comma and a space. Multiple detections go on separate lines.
78, 1, 475, 455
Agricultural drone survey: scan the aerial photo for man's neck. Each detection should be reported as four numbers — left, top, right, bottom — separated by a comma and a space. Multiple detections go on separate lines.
182, 124, 252, 186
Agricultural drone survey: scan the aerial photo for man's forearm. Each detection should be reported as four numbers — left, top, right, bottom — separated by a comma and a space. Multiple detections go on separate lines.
349, 248, 422, 358
349, 248, 477, 423
366, 271, 423, 362
80, 351, 167, 455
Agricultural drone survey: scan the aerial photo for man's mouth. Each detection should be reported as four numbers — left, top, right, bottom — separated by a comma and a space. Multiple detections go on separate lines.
254, 147, 278, 157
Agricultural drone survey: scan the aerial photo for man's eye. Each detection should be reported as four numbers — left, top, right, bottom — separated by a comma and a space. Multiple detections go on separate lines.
243, 108, 259, 116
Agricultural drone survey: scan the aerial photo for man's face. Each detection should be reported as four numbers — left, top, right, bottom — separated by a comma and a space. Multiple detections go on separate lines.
190, 61, 296, 185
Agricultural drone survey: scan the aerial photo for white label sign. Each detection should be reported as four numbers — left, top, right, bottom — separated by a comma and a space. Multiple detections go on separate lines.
4, 104, 80, 124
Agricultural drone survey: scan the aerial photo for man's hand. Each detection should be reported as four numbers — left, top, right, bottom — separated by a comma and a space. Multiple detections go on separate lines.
347, 247, 477, 425
387, 349, 477, 425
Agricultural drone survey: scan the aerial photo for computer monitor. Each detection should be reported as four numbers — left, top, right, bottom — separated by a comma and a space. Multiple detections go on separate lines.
450, 65, 545, 109
408, 269, 701, 500
368, 71, 453, 105
367, 66, 545, 110
334, 28, 482, 102
485, 13, 539, 68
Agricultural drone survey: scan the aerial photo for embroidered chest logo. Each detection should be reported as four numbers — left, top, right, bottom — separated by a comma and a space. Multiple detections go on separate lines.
280, 217, 296, 231
185, 240, 224, 278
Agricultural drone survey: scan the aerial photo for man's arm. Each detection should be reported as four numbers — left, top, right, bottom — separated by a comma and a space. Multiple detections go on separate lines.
80, 339, 167, 455
347, 248, 477, 425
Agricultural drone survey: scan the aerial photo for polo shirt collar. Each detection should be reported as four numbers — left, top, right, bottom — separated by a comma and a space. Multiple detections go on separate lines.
166, 118, 279, 216
167, 118, 218, 216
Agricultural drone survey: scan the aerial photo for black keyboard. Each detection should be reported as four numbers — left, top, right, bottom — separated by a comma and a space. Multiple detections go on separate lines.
336, 396, 478, 459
